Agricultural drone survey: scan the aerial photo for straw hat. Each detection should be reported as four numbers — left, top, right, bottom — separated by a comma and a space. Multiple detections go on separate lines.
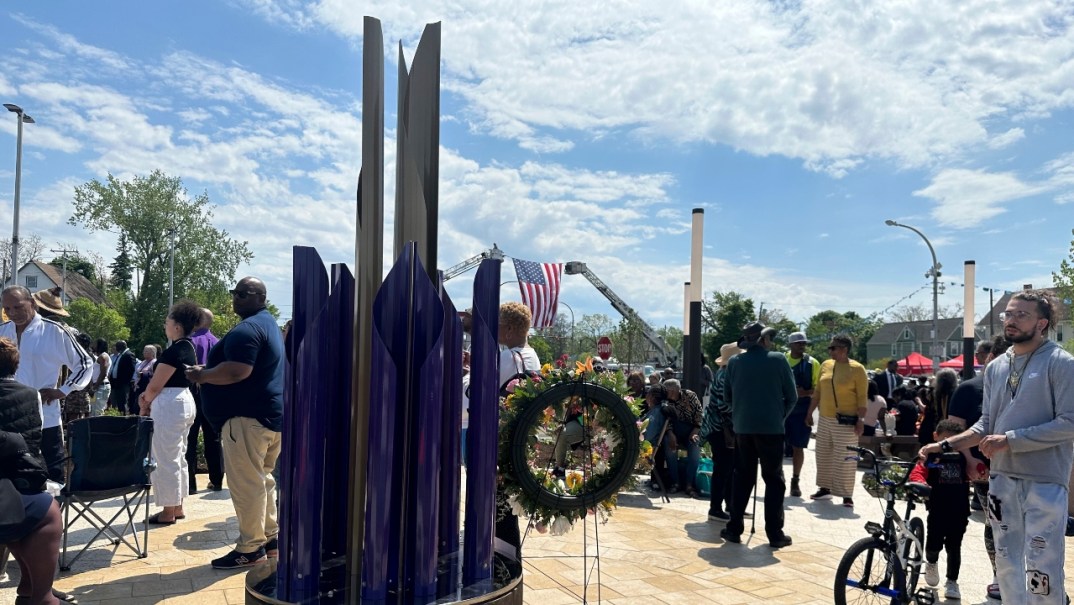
715, 342, 744, 366
32, 287, 69, 317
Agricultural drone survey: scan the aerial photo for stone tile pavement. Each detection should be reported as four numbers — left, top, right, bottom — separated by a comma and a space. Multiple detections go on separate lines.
4, 449, 1074, 604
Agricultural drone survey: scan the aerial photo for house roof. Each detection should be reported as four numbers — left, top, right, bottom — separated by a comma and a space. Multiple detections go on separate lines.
26, 260, 108, 305
977, 287, 1071, 326
868, 317, 966, 346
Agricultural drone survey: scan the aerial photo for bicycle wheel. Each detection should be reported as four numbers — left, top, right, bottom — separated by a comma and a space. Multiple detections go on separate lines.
835, 537, 905, 605
901, 517, 925, 595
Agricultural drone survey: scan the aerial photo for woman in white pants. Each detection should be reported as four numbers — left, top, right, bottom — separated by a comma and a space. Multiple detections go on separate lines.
139, 301, 201, 524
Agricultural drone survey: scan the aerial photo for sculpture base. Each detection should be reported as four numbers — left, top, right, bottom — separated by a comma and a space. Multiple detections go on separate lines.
245, 557, 523, 605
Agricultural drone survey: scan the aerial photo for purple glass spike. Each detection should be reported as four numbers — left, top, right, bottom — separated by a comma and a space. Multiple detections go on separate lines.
462, 258, 501, 586
437, 276, 462, 598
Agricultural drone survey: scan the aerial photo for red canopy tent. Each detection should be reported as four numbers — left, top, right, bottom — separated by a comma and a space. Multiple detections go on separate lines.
939, 354, 982, 370
896, 351, 933, 376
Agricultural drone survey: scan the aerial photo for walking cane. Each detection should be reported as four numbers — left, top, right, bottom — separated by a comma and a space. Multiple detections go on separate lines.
652, 417, 672, 504
750, 462, 759, 535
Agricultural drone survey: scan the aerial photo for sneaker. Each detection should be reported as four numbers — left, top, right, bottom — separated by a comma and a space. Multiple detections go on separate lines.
843, 498, 854, 508
265, 538, 279, 558
790, 477, 802, 498
986, 581, 1000, 600
707, 511, 729, 522
924, 562, 939, 587
769, 534, 793, 549
971, 496, 983, 511
945, 579, 961, 600
810, 488, 832, 500
212, 547, 267, 569
719, 528, 741, 543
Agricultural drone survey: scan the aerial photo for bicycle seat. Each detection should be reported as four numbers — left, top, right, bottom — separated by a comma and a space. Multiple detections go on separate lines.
907, 482, 932, 499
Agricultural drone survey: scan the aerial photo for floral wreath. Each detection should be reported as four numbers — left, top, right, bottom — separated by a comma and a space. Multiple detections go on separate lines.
498, 356, 641, 536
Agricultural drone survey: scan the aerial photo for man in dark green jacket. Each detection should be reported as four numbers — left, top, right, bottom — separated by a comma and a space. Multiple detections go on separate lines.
720, 322, 798, 548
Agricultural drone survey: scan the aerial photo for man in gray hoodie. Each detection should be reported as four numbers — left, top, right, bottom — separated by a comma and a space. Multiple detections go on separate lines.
920, 290, 1074, 604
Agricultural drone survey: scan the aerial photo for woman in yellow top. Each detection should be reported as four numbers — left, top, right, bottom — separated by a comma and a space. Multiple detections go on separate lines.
806, 334, 869, 507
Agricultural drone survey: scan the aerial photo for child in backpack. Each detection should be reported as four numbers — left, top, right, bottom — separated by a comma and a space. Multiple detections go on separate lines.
909, 418, 971, 600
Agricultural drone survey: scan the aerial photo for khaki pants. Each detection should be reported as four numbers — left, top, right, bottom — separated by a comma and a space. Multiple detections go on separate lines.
221, 417, 281, 553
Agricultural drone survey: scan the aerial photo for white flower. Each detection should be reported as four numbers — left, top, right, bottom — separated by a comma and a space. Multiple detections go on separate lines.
604, 432, 619, 449
550, 515, 573, 536
595, 460, 608, 474
508, 495, 526, 517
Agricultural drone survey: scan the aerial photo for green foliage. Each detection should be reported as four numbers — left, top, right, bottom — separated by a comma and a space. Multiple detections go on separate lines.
109, 233, 134, 292
528, 335, 554, 364
701, 291, 756, 362
66, 298, 130, 343
1055, 229, 1074, 307
49, 252, 97, 283
69, 171, 253, 349
804, 309, 882, 362
610, 316, 650, 365
656, 325, 683, 358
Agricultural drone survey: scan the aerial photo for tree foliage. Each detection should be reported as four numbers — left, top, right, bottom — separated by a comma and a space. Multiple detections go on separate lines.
49, 251, 97, 284
109, 233, 133, 292
609, 316, 650, 365
803, 310, 882, 362
701, 290, 756, 363
69, 171, 253, 348
0, 234, 46, 281
66, 298, 130, 343
1055, 229, 1074, 307
886, 302, 964, 323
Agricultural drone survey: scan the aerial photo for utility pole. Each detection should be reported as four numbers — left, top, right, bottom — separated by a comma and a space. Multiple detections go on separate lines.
49, 247, 78, 304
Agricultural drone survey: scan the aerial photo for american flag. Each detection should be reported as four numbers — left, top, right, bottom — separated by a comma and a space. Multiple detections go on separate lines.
512, 258, 563, 329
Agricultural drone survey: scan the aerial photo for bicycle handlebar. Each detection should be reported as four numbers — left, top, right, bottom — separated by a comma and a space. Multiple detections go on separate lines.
846, 445, 917, 488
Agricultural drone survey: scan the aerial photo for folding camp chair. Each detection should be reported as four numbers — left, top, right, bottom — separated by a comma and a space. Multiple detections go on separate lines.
58, 416, 155, 571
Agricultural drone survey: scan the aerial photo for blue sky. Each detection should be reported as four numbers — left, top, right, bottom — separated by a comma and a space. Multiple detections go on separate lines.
1, 2, 1072, 334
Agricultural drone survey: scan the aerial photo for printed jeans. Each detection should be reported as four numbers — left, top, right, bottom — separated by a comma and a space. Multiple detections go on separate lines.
988, 473, 1068, 604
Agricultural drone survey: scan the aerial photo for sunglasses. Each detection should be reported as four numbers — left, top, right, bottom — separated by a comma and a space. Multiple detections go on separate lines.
230, 289, 258, 299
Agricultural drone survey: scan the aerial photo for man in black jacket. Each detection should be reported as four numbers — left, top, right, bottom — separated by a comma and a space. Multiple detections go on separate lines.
874, 359, 903, 403
108, 340, 136, 412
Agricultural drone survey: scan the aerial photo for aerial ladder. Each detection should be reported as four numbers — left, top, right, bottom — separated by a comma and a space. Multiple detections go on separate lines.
563, 261, 678, 367
440, 243, 505, 281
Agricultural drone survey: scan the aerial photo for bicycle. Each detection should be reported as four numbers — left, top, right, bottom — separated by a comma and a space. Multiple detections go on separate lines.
834, 445, 938, 605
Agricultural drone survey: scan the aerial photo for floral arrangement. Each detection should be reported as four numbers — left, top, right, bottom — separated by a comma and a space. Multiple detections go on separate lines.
499, 356, 641, 536
861, 462, 917, 501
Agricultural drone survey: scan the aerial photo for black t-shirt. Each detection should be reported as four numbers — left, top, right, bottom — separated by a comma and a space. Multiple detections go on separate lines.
156, 338, 197, 389
948, 375, 986, 466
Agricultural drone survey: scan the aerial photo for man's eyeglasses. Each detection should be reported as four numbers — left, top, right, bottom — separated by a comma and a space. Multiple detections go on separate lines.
230, 289, 257, 299
999, 310, 1034, 323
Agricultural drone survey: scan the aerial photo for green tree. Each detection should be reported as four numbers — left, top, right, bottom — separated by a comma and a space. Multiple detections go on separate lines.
804, 310, 881, 362
49, 252, 97, 284
109, 233, 134, 292
701, 290, 756, 363
1055, 229, 1074, 306
575, 313, 615, 357
528, 335, 554, 365
758, 307, 799, 349
66, 298, 130, 343
69, 171, 253, 348
609, 316, 650, 365
656, 325, 683, 365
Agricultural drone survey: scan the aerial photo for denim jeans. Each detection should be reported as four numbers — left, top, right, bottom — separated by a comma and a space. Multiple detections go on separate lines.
663, 426, 701, 490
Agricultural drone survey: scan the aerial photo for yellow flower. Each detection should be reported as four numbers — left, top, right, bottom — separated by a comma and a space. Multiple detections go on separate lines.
541, 363, 553, 376
575, 356, 595, 375
565, 471, 584, 490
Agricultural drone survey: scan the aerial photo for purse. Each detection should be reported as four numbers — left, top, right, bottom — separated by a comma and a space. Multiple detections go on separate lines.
0, 478, 27, 531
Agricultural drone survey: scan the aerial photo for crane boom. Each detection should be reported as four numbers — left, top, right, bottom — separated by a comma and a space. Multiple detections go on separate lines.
563, 261, 678, 367
441, 243, 505, 281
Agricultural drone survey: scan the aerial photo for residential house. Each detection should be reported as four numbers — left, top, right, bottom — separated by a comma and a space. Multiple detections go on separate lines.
5, 260, 107, 305
865, 317, 987, 364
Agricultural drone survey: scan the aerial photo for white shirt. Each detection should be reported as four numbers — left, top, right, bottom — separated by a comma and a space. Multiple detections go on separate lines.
0, 314, 95, 429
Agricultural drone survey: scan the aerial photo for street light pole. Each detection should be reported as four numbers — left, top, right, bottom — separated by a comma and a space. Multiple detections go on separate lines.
558, 300, 575, 356
886, 219, 941, 373
4, 104, 34, 287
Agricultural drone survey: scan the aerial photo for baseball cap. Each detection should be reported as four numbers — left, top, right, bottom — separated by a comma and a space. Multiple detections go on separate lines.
787, 331, 810, 345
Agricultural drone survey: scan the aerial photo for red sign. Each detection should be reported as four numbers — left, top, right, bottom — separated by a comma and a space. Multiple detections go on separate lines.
597, 336, 613, 360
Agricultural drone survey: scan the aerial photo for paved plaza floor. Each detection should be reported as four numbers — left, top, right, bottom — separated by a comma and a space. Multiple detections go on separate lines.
3, 448, 1073, 604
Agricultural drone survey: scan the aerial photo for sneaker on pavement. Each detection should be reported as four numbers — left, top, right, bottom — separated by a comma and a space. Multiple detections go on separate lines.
986, 581, 1000, 600
265, 537, 279, 558
843, 497, 854, 508
790, 477, 802, 498
810, 488, 832, 500
769, 534, 793, 549
719, 528, 741, 543
212, 547, 267, 569
945, 579, 961, 600
707, 510, 729, 522
924, 562, 939, 587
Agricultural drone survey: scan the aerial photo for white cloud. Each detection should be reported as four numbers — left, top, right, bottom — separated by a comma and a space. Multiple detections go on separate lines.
915, 168, 1047, 228
12, 14, 135, 73
240, 0, 1074, 173
988, 127, 1025, 149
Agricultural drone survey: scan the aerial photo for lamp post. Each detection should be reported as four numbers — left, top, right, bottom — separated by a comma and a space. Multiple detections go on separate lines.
885, 219, 941, 373
4, 104, 34, 287
558, 300, 575, 356
168, 228, 177, 308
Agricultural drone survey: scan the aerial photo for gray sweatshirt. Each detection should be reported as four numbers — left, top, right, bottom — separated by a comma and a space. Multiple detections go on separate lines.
971, 340, 1074, 485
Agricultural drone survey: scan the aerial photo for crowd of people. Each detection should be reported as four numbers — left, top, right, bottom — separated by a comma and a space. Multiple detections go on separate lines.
0, 276, 285, 603
632, 289, 1074, 603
